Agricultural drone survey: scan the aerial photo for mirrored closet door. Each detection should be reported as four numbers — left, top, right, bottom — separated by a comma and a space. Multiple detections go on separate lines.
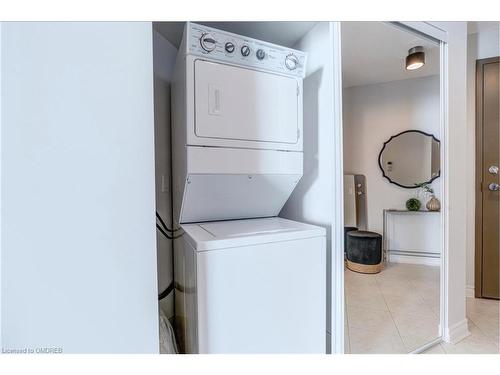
341, 21, 442, 353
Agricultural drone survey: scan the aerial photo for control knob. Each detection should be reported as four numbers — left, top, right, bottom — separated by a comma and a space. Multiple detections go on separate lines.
285, 53, 299, 70
256, 49, 266, 60
241, 45, 251, 57
225, 42, 235, 53
199, 33, 217, 52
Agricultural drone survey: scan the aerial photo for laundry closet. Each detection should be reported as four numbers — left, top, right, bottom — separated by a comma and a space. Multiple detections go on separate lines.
152, 22, 336, 353
0, 21, 471, 355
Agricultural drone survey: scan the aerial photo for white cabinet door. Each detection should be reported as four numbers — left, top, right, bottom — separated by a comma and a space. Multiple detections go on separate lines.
194, 60, 299, 145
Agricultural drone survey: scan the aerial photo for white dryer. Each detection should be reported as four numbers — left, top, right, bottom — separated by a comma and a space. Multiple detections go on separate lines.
171, 22, 307, 224
174, 217, 326, 354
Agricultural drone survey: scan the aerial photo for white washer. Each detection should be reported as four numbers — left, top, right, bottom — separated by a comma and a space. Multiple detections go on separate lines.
172, 22, 307, 224
174, 217, 326, 354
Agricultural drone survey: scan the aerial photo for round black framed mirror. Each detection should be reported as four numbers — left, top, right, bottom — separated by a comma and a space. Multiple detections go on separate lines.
378, 130, 441, 189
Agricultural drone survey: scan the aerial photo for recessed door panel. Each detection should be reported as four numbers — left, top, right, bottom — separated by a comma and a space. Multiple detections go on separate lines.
194, 60, 299, 145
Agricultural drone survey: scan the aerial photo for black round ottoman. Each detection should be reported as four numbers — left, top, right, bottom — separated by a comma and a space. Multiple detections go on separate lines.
344, 226, 358, 254
346, 230, 382, 274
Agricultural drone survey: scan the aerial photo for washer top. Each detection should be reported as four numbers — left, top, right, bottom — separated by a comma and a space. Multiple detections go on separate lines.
180, 217, 325, 252
183, 22, 307, 78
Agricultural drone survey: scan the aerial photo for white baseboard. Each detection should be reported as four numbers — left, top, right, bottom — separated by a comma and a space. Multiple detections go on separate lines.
389, 254, 440, 266
443, 319, 470, 344
466, 285, 475, 298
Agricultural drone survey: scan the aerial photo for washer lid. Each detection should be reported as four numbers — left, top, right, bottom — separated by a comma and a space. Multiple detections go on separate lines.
180, 217, 325, 252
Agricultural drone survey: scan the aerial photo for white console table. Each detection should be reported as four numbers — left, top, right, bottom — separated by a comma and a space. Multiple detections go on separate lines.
382, 209, 441, 265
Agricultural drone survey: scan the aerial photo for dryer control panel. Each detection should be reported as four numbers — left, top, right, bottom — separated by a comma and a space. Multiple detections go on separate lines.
184, 22, 307, 78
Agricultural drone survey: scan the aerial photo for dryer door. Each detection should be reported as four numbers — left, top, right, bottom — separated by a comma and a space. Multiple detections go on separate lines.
194, 60, 300, 147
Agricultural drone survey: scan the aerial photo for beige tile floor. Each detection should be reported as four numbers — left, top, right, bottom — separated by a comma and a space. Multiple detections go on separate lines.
345, 262, 500, 354
423, 297, 499, 354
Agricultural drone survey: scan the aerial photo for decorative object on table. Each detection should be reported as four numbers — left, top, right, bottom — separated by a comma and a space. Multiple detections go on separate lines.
416, 181, 441, 212
426, 196, 441, 211
345, 230, 383, 274
405, 197, 421, 211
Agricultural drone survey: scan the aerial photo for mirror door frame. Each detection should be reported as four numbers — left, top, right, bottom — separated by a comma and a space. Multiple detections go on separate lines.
330, 21, 462, 354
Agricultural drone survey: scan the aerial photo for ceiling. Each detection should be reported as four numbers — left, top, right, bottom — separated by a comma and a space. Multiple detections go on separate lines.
468, 21, 500, 34
153, 21, 317, 49
341, 22, 440, 88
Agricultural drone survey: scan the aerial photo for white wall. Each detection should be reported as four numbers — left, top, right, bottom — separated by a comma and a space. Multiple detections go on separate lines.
153, 29, 178, 319
465, 25, 500, 294
343, 76, 442, 241
280, 22, 334, 351
1, 22, 158, 353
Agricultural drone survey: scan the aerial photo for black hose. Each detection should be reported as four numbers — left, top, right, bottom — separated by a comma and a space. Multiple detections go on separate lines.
156, 223, 183, 240
156, 212, 182, 300
158, 281, 174, 301
156, 211, 181, 233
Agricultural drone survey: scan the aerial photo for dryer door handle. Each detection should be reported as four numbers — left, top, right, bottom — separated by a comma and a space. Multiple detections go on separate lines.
209, 84, 222, 116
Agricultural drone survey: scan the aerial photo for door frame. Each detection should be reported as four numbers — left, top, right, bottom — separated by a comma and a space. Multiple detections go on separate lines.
474, 56, 500, 298
330, 21, 345, 354
331, 21, 451, 353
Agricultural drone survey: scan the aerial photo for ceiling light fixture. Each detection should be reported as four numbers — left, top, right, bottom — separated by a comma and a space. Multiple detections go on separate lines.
406, 46, 425, 70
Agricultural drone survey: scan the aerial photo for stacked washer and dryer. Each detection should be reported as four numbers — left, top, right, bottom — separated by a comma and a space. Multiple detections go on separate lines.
171, 23, 326, 354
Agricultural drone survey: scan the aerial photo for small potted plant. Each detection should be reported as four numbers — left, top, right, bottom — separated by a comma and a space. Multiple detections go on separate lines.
416, 182, 440, 211
406, 197, 421, 211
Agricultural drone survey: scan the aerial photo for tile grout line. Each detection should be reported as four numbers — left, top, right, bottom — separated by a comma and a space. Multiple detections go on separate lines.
345, 298, 352, 354
343, 274, 350, 354
407, 277, 446, 353
377, 267, 439, 353
346, 264, 443, 353
375, 272, 408, 353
